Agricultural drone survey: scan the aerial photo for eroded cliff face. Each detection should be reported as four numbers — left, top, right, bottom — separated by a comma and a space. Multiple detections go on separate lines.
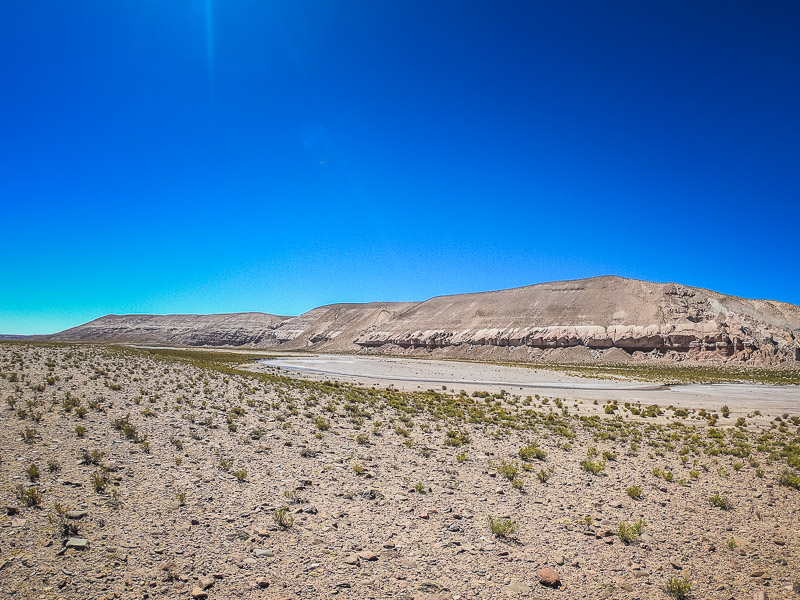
50, 313, 290, 347
48, 277, 800, 365
351, 278, 800, 365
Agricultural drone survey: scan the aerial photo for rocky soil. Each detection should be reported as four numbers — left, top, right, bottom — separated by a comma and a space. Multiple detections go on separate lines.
1, 343, 799, 600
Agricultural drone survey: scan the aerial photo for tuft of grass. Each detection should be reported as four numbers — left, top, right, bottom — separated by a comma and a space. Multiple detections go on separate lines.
218, 458, 232, 471
778, 469, 800, 490
617, 519, 646, 544
15, 484, 43, 507
488, 515, 516, 538
626, 485, 642, 500
444, 429, 470, 447
665, 577, 692, 599
537, 467, 553, 483
27, 463, 40, 481
91, 471, 108, 493
496, 460, 520, 481
353, 463, 365, 475
519, 442, 547, 461
176, 490, 187, 506
456, 452, 467, 463
581, 459, 605, 475
233, 468, 247, 482
272, 506, 294, 529
709, 493, 732, 510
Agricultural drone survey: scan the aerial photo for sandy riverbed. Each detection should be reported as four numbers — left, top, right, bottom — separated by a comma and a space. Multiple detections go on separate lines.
252, 354, 800, 417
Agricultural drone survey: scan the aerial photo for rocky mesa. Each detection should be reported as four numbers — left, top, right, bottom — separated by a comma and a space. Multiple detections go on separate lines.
48, 276, 800, 365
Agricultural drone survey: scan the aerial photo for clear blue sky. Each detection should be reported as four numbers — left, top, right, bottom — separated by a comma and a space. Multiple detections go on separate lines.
2, 1, 799, 334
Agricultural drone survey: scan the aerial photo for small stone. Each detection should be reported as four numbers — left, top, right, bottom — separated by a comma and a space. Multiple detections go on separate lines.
358, 551, 378, 561
619, 582, 634, 592
751, 570, 766, 577
418, 511, 430, 520
670, 560, 682, 569
10, 517, 26, 527
5, 505, 19, 516
448, 523, 462, 532
302, 505, 318, 515
198, 576, 215, 590
537, 568, 561, 587
255, 577, 270, 588
555, 556, 565, 566
66, 510, 88, 519
190, 587, 207, 599
507, 579, 530, 593
753, 591, 769, 600
343, 554, 360, 565
254, 549, 273, 558
65, 538, 89, 550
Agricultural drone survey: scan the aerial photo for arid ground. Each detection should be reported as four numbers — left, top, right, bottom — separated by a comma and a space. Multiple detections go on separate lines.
1, 343, 799, 600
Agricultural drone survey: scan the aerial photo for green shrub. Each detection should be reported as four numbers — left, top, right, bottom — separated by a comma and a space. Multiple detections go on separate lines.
778, 469, 800, 490
272, 506, 294, 529
444, 429, 470, 447
626, 485, 642, 500
617, 519, 646, 544
709, 493, 732, 510
581, 459, 605, 475
488, 515, 516, 538
665, 577, 692, 599
519, 442, 547, 461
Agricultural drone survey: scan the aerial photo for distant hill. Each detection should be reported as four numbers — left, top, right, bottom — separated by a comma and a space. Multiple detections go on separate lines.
46, 276, 800, 365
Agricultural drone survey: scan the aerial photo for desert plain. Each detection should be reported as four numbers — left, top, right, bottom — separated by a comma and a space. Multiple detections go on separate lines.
1, 342, 799, 600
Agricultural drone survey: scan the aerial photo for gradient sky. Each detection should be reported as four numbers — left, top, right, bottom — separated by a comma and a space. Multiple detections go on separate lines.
2, 1, 799, 334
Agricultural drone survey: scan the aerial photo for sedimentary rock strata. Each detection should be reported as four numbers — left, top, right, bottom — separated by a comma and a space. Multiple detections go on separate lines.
48, 276, 800, 364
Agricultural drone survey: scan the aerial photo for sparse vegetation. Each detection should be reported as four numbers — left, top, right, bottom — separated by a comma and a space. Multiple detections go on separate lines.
272, 506, 294, 529
626, 485, 642, 499
665, 577, 692, 599
709, 493, 733, 510
488, 515, 516, 538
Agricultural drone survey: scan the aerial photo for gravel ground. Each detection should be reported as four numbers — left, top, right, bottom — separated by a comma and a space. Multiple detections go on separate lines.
1, 343, 799, 600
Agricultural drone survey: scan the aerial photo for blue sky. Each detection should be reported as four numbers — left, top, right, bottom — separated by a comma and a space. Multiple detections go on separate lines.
1, 1, 799, 334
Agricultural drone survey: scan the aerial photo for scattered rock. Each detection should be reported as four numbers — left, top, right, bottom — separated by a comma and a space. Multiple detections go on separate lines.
255, 577, 270, 588
65, 538, 89, 550
190, 586, 207, 599
358, 551, 378, 561
198, 576, 215, 590
66, 510, 88, 519
537, 568, 561, 587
